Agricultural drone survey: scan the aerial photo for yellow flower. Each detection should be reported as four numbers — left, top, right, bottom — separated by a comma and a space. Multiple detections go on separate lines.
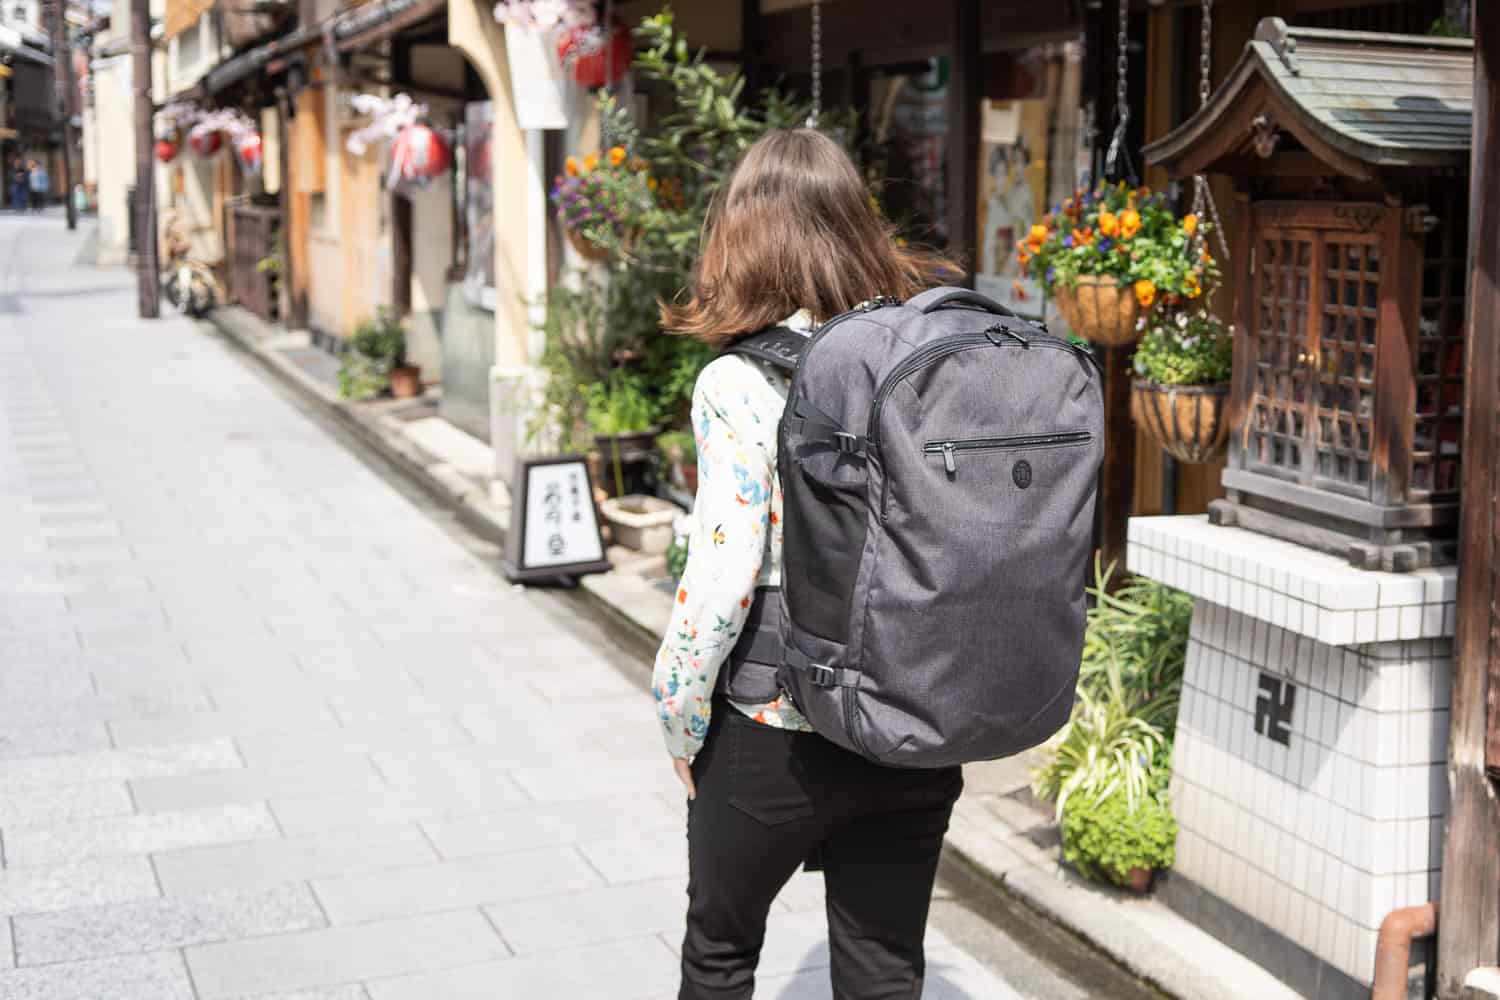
1017, 247, 1031, 268
1025, 224, 1048, 252
1184, 274, 1202, 299
1182, 213, 1199, 236
1097, 210, 1119, 238
1119, 209, 1142, 239
608, 146, 626, 167
582, 152, 599, 172
646, 177, 658, 191
1134, 279, 1157, 308
1071, 226, 1094, 247
564, 156, 580, 177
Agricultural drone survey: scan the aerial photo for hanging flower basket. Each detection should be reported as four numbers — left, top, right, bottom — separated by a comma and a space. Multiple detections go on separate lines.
187, 127, 222, 158
1130, 381, 1230, 464
556, 20, 632, 88
566, 228, 611, 263
1053, 275, 1151, 348
235, 132, 262, 174
155, 139, 179, 164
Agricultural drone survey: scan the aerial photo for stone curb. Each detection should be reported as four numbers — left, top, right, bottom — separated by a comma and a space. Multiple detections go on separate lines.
203, 305, 1299, 1000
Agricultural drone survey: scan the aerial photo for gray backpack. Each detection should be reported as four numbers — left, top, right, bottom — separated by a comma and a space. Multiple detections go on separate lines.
721, 286, 1104, 769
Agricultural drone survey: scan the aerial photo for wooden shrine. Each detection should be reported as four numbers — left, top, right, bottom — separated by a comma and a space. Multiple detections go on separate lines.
1145, 18, 1474, 571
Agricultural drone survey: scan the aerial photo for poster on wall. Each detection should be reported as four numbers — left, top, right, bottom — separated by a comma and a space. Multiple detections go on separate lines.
974, 44, 1085, 326
463, 101, 496, 310
502, 456, 612, 585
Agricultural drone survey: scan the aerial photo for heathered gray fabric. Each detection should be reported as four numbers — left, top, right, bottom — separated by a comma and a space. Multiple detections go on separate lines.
772, 288, 1104, 769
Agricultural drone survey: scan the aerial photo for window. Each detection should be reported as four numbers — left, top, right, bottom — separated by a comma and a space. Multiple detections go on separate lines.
177, 18, 203, 72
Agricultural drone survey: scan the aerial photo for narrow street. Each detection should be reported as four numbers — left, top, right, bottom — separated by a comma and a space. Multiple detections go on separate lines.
0, 214, 1159, 1000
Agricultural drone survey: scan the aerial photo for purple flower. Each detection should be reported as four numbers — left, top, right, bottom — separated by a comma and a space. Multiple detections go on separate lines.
1098, 238, 1113, 253
1063, 236, 1075, 248
1046, 267, 1056, 283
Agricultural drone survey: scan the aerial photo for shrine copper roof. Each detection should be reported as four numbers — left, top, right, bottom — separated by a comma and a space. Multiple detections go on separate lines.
1145, 17, 1474, 177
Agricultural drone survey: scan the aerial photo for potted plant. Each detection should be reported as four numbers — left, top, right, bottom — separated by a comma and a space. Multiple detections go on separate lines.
551, 145, 654, 263
1061, 786, 1177, 893
337, 309, 421, 401
1130, 308, 1234, 464
1020, 184, 1217, 347
584, 369, 680, 552
656, 429, 698, 494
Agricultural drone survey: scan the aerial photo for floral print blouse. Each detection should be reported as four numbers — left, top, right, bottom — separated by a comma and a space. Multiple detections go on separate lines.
652, 313, 816, 760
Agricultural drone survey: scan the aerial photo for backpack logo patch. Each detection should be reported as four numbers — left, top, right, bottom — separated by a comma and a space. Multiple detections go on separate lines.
1013, 460, 1033, 489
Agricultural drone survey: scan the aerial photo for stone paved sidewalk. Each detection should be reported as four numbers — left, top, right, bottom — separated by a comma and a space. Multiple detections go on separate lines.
0, 217, 1033, 999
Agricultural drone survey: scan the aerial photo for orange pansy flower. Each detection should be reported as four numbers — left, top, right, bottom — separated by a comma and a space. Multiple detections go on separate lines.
1133, 279, 1157, 308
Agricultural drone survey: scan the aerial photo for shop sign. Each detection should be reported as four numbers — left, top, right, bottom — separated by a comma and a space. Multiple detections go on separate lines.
503, 455, 612, 584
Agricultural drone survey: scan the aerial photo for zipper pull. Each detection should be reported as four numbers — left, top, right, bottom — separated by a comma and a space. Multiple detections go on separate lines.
941, 442, 957, 474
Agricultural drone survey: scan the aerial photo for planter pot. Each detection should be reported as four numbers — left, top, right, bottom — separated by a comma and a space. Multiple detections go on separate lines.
592, 430, 659, 497
1130, 380, 1230, 464
1053, 274, 1150, 347
599, 494, 681, 554
566, 227, 611, 263
1122, 867, 1155, 894
389, 365, 423, 399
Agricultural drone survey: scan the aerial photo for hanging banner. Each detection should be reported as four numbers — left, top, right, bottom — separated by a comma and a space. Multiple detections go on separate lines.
504, 23, 569, 130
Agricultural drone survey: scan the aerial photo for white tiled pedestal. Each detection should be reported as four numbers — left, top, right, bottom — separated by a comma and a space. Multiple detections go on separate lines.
1127, 516, 1455, 1000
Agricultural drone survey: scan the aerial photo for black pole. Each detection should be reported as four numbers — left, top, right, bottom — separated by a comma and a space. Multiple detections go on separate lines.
130, 0, 158, 317
47, 0, 77, 229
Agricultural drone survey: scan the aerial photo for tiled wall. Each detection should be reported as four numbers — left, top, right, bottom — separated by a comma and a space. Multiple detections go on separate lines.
1170, 599, 1450, 986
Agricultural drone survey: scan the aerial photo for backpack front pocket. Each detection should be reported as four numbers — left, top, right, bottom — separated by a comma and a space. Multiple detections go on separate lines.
923, 431, 1093, 473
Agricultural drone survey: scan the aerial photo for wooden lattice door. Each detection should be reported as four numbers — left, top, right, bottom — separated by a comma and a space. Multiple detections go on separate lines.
1242, 210, 1384, 504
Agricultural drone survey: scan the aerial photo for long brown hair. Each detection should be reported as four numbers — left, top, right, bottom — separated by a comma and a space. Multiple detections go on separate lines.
660, 129, 958, 346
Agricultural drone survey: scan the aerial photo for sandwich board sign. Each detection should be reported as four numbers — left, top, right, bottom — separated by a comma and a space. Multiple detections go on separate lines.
502, 455, 612, 585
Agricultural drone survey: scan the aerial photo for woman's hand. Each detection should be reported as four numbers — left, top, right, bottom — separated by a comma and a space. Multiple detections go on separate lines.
672, 757, 697, 801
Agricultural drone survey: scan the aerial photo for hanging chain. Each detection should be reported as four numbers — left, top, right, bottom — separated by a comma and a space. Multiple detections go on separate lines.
1189, 0, 1231, 264
806, 0, 823, 127
1103, 0, 1133, 180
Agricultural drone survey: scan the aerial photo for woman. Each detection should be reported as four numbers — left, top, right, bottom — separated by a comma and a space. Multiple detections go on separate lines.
653, 128, 962, 1000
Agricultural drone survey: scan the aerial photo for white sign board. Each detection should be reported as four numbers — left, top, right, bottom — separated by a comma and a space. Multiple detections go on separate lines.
503, 456, 611, 583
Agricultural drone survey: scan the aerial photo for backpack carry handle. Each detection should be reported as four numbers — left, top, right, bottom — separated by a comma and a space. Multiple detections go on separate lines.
908, 287, 1018, 318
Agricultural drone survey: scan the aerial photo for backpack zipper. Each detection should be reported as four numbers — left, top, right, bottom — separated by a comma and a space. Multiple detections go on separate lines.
868, 332, 1078, 444
924, 431, 1094, 473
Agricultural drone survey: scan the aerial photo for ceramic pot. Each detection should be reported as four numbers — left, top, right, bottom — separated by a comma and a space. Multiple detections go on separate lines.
389, 365, 423, 399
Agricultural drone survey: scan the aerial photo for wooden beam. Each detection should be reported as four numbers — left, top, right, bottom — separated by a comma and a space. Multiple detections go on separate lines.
947, 0, 979, 276
1438, 1, 1500, 994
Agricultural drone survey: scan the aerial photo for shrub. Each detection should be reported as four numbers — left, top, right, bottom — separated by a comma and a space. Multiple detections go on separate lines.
337, 308, 406, 401
1062, 788, 1177, 887
1132, 308, 1233, 387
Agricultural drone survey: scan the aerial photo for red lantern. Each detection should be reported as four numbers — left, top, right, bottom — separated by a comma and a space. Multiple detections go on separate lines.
236, 132, 262, 173
556, 21, 632, 89
155, 139, 179, 163
188, 128, 222, 157
389, 123, 451, 186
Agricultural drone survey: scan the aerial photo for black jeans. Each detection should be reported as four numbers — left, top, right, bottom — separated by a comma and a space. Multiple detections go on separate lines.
680, 706, 963, 1000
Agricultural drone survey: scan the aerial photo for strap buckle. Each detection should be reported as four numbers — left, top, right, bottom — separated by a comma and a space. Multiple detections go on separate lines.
832, 432, 861, 454
808, 664, 837, 688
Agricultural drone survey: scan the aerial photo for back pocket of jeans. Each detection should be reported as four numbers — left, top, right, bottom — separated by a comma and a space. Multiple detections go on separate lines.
727, 718, 816, 826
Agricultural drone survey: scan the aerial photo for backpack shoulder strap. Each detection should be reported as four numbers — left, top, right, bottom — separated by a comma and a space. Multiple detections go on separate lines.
723, 326, 806, 373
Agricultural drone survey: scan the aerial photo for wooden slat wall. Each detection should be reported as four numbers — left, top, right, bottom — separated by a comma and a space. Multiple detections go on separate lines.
164, 0, 214, 41
1437, 3, 1500, 993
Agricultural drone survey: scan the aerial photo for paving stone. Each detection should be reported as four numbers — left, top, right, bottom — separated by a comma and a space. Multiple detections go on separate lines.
4, 803, 279, 867
421, 794, 680, 860
13, 884, 326, 966
2, 916, 12, 969
507, 752, 678, 805
311, 845, 602, 924
484, 877, 687, 954
0, 857, 161, 918
366, 936, 680, 1000
268, 777, 531, 836
576, 827, 691, 886
185, 909, 509, 999
129, 757, 382, 813
0, 723, 111, 763
0, 779, 134, 826
0, 950, 196, 1000
226, 988, 370, 1000
153, 824, 436, 896
0, 739, 241, 794
234, 716, 472, 770
110, 701, 339, 751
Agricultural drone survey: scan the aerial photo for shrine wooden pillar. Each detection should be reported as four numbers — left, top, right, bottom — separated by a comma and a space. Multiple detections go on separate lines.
1437, 3, 1500, 994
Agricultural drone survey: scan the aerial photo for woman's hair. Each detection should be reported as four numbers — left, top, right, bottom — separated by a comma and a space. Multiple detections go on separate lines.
660, 128, 959, 347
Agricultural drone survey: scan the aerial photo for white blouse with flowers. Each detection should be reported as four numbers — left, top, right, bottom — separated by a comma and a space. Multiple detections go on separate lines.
651, 313, 816, 761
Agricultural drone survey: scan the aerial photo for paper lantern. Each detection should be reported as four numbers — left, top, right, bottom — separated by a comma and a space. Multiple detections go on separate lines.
236, 132, 263, 173
556, 21, 631, 89
188, 128, 222, 157
389, 123, 451, 186
155, 139, 179, 163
